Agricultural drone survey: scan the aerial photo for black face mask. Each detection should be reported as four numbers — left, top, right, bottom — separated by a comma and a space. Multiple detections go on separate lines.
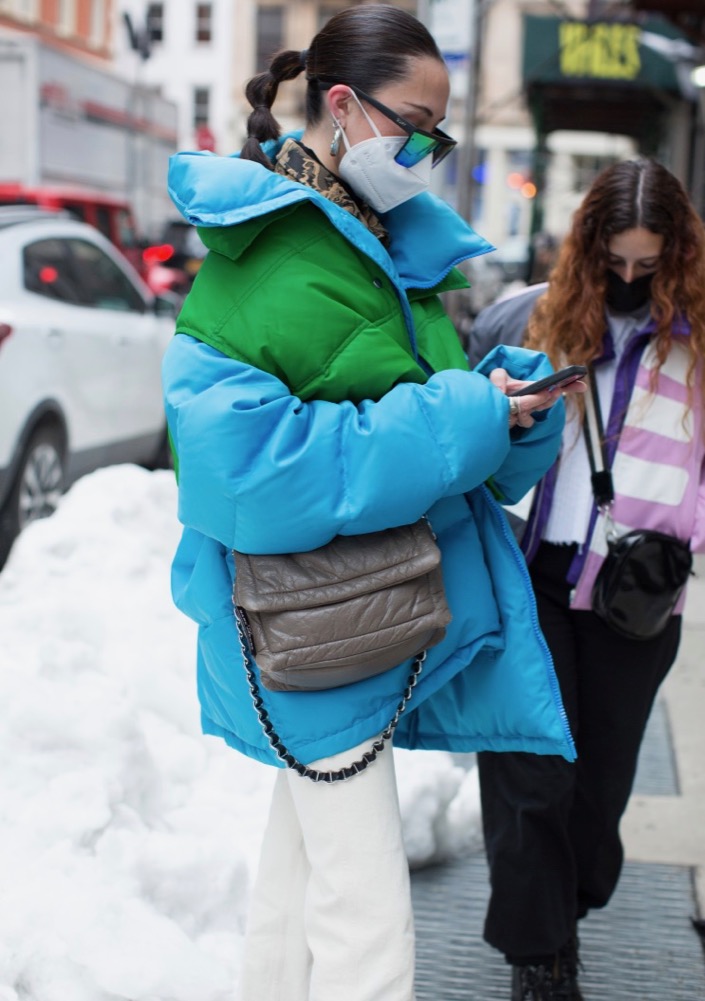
605, 269, 654, 313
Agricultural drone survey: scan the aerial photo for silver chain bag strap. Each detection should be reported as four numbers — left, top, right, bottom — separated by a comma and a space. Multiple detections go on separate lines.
236, 610, 425, 783
232, 517, 451, 782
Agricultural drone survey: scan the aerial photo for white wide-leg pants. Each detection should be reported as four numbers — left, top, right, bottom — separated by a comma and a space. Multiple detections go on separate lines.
237, 739, 416, 1001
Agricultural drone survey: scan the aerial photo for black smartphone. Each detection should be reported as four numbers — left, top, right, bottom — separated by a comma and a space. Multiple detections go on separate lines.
508, 364, 588, 397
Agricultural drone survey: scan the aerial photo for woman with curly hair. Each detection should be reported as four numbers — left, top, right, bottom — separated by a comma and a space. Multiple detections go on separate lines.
473, 158, 705, 1000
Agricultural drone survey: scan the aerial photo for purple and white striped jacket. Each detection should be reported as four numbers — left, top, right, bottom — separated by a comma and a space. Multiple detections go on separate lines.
525, 319, 705, 612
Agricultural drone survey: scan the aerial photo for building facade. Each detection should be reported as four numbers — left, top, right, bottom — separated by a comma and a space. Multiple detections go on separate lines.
3, 1, 698, 250
109, 1, 699, 257
114, 0, 241, 155
0, 0, 178, 237
0, 0, 113, 59
468, 0, 637, 250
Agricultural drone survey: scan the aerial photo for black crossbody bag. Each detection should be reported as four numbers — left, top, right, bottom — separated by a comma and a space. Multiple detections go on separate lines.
583, 371, 693, 641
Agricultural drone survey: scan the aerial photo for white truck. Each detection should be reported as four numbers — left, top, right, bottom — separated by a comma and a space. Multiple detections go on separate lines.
0, 31, 178, 240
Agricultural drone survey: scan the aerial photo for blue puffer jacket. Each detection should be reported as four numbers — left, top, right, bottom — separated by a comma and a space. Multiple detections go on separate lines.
162, 144, 576, 767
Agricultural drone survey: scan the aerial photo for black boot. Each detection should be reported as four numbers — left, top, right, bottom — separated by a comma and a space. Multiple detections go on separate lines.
556, 931, 583, 1000
511, 963, 556, 1001
511, 945, 583, 1000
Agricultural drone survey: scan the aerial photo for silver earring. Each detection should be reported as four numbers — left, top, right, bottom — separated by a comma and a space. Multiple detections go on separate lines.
330, 125, 341, 157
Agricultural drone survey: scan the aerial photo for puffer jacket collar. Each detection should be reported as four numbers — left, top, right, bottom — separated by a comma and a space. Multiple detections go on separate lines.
167, 132, 494, 293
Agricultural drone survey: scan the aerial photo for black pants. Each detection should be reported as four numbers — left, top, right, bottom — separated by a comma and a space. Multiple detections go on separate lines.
477, 542, 681, 964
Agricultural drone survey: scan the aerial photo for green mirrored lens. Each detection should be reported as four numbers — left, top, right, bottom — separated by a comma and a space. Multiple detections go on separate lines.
394, 133, 439, 168
395, 131, 456, 168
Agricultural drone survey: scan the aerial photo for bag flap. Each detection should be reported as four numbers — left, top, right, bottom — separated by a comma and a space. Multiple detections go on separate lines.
602, 529, 693, 590
234, 519, 441, 612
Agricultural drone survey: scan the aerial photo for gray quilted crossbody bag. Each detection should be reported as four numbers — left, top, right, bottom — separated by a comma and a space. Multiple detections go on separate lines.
232, 517, 451, 781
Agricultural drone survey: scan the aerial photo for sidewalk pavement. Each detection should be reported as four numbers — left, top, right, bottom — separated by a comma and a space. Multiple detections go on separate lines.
621, 552, 705, 915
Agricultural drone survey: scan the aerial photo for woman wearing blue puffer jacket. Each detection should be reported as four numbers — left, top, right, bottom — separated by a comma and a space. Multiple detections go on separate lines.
162, 7, 581, 1000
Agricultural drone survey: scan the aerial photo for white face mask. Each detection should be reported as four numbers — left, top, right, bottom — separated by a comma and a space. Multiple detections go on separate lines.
334, 94, 433, 214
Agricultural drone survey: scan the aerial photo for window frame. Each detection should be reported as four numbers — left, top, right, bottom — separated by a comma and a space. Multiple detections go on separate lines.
255, 4, 285, 73
193, 85, 211, 129
23, 236, 148, 314
146, 1, 164, 43
195, 2, 212, 44
0, 0, 39, 20
56, 0, 76, 36
89, 0, 106, 46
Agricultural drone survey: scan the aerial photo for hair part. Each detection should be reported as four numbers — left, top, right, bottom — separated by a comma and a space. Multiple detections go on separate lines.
240, 4, 444, 169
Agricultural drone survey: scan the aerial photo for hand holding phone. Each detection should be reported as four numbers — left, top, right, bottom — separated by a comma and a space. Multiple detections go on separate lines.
508, 365, 588, 397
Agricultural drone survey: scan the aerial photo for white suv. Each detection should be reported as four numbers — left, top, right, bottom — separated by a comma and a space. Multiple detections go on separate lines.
0, 209, 176, 567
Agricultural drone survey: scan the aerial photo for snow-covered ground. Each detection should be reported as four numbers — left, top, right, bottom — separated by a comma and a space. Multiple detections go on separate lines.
0, 465, 482, 1001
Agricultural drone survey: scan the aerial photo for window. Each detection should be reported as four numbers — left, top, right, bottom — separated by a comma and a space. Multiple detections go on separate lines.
94, 205, 112, 242
56, 0, 76, 35
68, 240, 146, 312
256, 5, 284, 73
193, 86, 210, 128
24, 240, 81, 305
23, 239, 145, 313
116, 209, 139, 250
0, 0, 38, 18
146, 2, 164, 43
90, 0, 106, 46
61, 201, 89, 224
195, 2, 212, 43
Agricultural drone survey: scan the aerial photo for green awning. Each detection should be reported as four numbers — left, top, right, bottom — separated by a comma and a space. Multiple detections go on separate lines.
523, 15, 685, 94
521, 15, 695, 146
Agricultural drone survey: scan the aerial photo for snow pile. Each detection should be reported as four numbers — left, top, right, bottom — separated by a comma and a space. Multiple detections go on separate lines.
0, 466, 481, 1000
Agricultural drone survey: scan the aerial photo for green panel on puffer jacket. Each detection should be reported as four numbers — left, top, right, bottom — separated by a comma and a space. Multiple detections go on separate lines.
411, 287, 470, 374
176, 201, 469, 404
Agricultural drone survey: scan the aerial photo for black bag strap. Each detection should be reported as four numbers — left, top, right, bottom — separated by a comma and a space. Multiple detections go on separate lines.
582, 366, 615, 510
234, 613, 424, 783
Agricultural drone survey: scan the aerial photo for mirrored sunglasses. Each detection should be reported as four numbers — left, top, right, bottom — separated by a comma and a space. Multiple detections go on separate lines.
316, 78, 457, 168
349, 86, 457, 168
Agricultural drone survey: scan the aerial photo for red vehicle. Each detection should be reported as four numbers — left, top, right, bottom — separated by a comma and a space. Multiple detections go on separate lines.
0, 184, 144, 277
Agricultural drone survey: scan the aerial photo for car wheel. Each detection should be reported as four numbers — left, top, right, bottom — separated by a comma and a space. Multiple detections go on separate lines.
0, 426, 65, 568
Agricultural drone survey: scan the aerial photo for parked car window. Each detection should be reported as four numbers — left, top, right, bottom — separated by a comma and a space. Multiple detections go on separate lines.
67, 239, 147, 313
23, 239, 84, 304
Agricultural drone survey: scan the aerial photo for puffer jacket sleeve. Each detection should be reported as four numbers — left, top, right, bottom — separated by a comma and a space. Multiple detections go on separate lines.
473, 343, 566, 505
163, 335, 521, 553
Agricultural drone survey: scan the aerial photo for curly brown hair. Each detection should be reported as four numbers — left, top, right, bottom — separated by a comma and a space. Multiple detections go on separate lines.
525, 159, 705, 402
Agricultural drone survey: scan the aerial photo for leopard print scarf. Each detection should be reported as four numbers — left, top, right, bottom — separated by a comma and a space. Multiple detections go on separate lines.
274, 138, 389, 245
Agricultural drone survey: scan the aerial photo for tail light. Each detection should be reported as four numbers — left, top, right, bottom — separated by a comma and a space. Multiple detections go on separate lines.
0, 323, 12, 349
142, 243, 175, 266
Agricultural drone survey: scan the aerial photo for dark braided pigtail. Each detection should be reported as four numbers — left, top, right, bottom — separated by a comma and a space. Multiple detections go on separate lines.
241, 49, 309, 169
